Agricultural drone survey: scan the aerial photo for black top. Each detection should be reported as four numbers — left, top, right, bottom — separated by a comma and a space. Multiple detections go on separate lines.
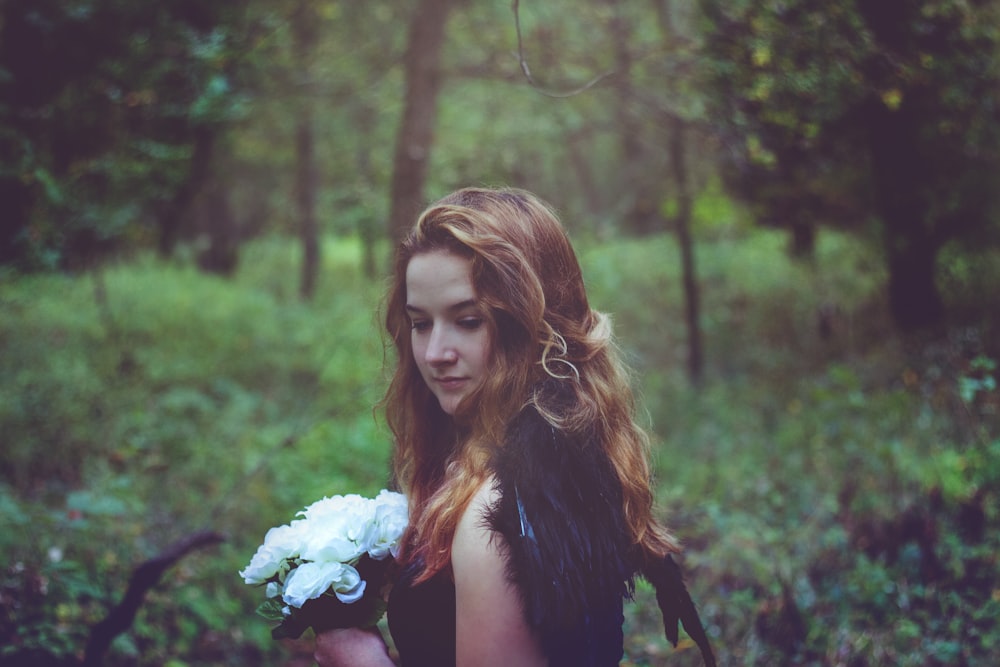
387, 565, 457, 667
385, 559, 625, 667
383, 394, 715, 667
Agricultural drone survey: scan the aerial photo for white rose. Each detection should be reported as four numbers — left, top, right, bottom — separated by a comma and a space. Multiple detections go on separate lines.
282, 561, 366, 608
300, 494, 372, 525
368, 491, 408, 560
332, 564, 366, 604
266, 521, 310, 556
239, 545, 284, 585
299, 494, 378, 563
300, 533, 364, 564
239, 522, 309, 584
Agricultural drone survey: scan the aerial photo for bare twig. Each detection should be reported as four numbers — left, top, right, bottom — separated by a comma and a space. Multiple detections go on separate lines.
511, 0, 617, 98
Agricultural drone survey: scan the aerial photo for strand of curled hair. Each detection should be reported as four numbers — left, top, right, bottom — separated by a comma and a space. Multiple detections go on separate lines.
539, 328, 580, 381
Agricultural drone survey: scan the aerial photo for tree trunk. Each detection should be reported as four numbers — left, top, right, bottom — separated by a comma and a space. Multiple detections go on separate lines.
157, 126, 215, 258
195, 180, 239, 276
607, 0, 650, 235
885, 235, 943, 332
660, 0, 703, 383
293, 0, 320, 300
0, 178, 30, 265
295, 111, 319, 300
387, 0, 459, 243
565, 126, 603, 216
668, 116, 703, 384
788, 214, 815, 260
354, 102, 379, 279
866, 100, 944, 331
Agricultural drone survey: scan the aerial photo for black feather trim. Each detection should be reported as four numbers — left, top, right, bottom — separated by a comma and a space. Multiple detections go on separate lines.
485, 400, 633, 666
642, 554, 718, 667
484, 385, 717, 666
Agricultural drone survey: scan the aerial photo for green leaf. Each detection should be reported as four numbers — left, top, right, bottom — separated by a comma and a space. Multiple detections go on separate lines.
255, 597, 286, 622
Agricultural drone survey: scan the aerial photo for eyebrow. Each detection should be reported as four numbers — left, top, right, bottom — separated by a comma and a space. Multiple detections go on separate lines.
405, 299, 478, 315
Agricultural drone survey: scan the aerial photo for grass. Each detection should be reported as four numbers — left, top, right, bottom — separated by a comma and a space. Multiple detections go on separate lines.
1, 229, 997, 665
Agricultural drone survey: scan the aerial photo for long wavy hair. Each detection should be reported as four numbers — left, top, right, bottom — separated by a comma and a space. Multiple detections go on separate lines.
382, 187, 677, 582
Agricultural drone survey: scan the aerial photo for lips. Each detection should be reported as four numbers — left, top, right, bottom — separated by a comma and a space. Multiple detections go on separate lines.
435, 376, 467, 390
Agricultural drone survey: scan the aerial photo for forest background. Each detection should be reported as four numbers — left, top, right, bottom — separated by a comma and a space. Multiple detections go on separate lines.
2, 0, 999, 665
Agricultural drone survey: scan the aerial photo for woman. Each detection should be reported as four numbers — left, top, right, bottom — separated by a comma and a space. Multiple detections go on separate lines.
315, 187, 714, 666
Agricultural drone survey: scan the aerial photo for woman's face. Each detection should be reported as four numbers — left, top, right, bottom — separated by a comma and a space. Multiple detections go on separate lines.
405, 250, 491, 416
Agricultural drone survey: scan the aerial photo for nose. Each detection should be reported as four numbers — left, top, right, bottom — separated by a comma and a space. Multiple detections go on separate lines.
425, 327, 457, 366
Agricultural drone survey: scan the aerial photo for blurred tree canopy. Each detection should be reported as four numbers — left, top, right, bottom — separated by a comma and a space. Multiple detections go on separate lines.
2, 0, 998, 331
699, 0, 1000, 330
0, 0, 258, 271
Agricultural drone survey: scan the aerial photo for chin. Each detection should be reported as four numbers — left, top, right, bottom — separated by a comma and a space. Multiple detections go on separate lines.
436, 395, 465, 416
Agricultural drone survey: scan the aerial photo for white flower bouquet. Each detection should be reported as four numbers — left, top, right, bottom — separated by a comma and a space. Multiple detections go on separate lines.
240, 489, 408, 639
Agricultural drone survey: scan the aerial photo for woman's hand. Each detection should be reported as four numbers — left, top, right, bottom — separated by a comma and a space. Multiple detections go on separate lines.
313, 627, 395, 667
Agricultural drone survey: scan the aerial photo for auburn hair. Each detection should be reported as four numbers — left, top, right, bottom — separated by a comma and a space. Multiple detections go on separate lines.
382, 187, 677, 582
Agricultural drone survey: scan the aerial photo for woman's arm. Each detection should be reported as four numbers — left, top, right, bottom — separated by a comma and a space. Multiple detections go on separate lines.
452, 480, 547, 667
314, 627, 396, 667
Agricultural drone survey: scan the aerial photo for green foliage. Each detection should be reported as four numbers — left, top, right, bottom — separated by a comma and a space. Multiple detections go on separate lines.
2, 230, 998, 665
0, 0, 259, 269
699, 0, 1000, 330
0, 236, 387, 664
583, 227, 998, 665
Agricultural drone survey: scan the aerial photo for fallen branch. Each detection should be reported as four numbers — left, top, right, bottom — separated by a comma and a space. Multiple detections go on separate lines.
82, 530, 225, 666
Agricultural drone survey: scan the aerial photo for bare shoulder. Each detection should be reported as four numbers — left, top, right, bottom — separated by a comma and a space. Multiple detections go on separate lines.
452, 479, 501, 560
452, 478, 546, 667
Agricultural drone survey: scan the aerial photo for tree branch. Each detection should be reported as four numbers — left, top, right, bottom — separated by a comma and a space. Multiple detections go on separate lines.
511, 0, 617, 98
82, 530, 225, 666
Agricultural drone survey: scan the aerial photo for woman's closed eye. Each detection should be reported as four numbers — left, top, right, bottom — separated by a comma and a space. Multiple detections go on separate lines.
409, 314, 483, 333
